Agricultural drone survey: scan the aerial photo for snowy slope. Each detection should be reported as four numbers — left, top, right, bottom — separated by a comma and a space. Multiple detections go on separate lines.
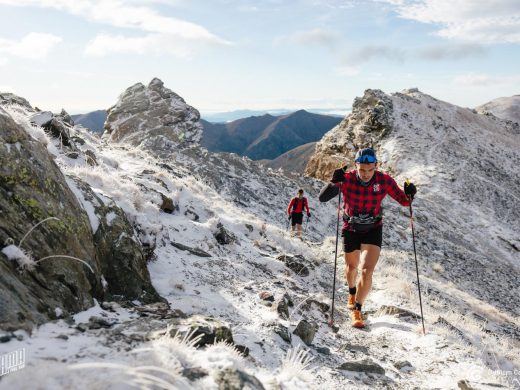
476, 95, 520, 124
1, 92, 519, 389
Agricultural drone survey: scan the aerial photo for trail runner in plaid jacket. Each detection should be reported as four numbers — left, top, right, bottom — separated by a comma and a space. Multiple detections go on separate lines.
319, 148, 417, 328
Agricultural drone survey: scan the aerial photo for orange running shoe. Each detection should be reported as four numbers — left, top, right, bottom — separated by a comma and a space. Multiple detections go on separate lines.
347, 294, 356, 310
351, 309, 365, 328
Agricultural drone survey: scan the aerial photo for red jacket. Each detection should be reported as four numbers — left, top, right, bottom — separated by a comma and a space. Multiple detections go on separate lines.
287, 197, 310, 215
338, 170, 410, 230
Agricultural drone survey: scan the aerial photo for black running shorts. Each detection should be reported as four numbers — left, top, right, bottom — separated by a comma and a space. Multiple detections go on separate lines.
342, 225, 383, 253
291, 212, 303, 226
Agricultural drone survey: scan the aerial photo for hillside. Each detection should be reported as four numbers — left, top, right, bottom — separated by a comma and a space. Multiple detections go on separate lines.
476, 95, 520, 124
0, 84, 519, 389
201, 110, 341, 160
259, 142, 317, 174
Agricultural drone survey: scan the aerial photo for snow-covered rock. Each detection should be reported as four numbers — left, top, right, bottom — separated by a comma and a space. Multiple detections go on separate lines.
0, 102, 163, 332
305, 88, 394, 180
103, 77, 202, 152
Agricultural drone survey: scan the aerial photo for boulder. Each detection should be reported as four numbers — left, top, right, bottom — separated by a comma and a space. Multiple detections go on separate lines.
270, 323, 291, 343
214, 222, 235, 245
276, 254, 310, 276
73, 179, 164, 304
160, 193, 175, 214
174, 315, 234, 347
214, 368, 265, 390
183, 367, 209, 381
293, 319, 318, 345
259, 291, 274, 302
337, 359, 386, 375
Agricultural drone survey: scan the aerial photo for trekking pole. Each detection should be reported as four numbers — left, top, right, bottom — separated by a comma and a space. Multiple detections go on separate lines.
304, 214, 310, 234
286, 215, 291, 231
328, 191, 341, 329
408, 192, 426, 335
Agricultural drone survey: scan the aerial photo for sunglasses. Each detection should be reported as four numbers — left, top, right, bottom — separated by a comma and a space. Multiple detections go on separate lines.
355, 155, 377, 163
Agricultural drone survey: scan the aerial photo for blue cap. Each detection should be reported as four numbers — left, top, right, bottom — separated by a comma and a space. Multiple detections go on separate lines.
355, 148, 377, 163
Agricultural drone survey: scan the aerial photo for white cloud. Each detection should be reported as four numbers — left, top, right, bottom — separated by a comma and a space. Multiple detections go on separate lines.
381, 0, 520, 43
0, 0, 231, 56
0, 32, 62, 60
335, 65, 360, 76
238, 5, 259, 12
454, 73, 494, 86
85, 33, 194, 57
341, 42, 484, 65
417, 44, 485, 60
343, 45, 406, 65
275, 28, 338, 48
0, 85, 15, 92
454, 72, 520, 86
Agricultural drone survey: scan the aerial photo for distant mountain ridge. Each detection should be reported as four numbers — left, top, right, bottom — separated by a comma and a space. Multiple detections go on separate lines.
202, 108, 347, 123
201, 109, 342, 160
71, 110, 107, 133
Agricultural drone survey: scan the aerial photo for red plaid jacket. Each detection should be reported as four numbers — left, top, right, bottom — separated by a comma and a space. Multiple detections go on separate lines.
338, 170, 410, 230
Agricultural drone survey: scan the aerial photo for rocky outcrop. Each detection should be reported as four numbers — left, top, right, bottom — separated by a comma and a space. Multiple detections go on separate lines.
73, 179, 163, 303
0, 92, 33, 110
304, 89, 393, 180
0, 108, 97, 331
214, 368, 265, 390
0, 106, 163, 331
103, 78, 202, 152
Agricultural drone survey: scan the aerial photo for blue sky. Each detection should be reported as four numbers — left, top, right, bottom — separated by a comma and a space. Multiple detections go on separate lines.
0, 0, 519, 114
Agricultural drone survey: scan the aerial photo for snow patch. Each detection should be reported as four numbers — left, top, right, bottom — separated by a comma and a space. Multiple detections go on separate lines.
105, 211, 117, 226
55, 307, 63, 318
64, 177, 100, 233
1, 244, 36, 271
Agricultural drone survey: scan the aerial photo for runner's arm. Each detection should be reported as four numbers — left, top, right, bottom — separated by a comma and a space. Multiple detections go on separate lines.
287, 198, 295, 215
319, 183, 340, 202
387, 176, 411, 206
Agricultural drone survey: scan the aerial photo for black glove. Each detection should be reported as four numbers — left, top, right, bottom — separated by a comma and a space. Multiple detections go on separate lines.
404, 181, 417, 200
307, 213, 311, 218
288, 215, 292, 220
331, 166, 347, 183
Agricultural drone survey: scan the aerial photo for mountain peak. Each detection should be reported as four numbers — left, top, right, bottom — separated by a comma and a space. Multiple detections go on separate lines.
148, 77, 164, 88
103, 79, 202, 151
290, 109, 309, 116
201, 110, 342, 160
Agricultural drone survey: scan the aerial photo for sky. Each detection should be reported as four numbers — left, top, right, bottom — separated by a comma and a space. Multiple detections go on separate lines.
0, 0, 519, 115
